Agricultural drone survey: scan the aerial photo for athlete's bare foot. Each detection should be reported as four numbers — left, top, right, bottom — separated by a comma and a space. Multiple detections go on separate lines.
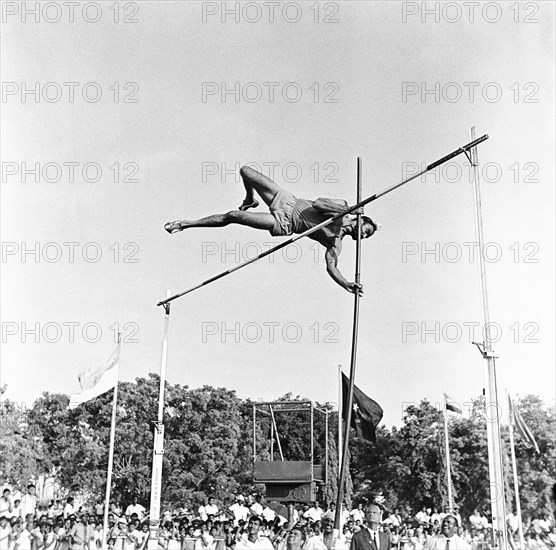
238, 199, 259, 211
164, 221, 185, 234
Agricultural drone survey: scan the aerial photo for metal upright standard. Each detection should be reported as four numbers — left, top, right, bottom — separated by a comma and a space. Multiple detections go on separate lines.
148, 290, 171, 549
158, 135, 489, 307
334, 157, 363, 531
468, 127, 507, 549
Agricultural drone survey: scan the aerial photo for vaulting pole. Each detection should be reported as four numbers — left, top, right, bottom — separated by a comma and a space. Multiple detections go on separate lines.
158, 136, 488, 306
468, 127, 507, 549
334, 157, 363, 531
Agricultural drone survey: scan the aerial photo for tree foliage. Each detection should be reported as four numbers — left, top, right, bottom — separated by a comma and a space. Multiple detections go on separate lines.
1, 381, 553, 522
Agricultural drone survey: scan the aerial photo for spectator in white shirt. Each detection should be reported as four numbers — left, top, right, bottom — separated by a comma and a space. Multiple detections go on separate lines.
305, 512, 348, 550
0, 514, 11, 550
229, 496, 249, 527
425, 514, 470, 550
468, 509, 486, 531
204, 498, 219, 519
304, 503, 324, 523
235, 516, 273, 550
349, 504, 365, 524
63, 498, 74, 520
249, 496, 264, 519
19, 487, 37, 521
415, 507, 430, 526
14, 520, 34, 550
125, 498, 146, 521
11, 500, 22, 521
0, 491, 12, 521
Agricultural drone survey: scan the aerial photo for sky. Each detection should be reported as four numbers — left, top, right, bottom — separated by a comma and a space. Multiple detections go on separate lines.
1, 1, 555, 428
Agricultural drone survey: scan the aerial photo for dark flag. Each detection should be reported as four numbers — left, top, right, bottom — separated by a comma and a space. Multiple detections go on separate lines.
341, 372, 383, 443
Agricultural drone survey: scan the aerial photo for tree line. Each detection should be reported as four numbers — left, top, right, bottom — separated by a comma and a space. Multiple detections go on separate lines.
0, 375, 554, 521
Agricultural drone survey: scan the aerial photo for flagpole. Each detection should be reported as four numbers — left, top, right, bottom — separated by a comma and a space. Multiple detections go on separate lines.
334, 158, 363, 530
102, 334, 121, 549
469, 126, 507, 549
443, 404, 454, 512
148, 290, 171, 549
337, 365, 343, 479
324, 404, 329, 493
508, 394, 525, 550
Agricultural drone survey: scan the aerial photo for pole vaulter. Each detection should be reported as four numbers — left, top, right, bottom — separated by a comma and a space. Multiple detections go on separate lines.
158, 134, 488, 307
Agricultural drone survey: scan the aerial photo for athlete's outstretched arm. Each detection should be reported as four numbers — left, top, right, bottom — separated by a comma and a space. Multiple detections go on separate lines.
324, 241, 363, 295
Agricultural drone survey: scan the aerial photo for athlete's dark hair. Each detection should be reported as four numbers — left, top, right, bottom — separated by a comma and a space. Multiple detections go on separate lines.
361, 215, 379, 232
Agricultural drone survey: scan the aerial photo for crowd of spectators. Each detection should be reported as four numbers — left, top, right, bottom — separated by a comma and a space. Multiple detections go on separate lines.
1, 484, 554, 550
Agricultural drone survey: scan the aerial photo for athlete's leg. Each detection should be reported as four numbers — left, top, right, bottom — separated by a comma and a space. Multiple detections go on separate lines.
165, 210, 275, 234
239, 165, 284, 211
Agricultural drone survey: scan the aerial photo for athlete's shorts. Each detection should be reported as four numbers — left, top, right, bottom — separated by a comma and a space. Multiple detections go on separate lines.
268, 188, 298, 237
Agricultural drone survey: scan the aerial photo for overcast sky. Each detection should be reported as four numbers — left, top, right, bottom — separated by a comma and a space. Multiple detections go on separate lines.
1, 1, 554, 427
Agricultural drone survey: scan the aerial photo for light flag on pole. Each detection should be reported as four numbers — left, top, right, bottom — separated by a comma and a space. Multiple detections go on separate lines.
69, 342, 120, 409
509, 396, 540, 454
444, 393, 462, 415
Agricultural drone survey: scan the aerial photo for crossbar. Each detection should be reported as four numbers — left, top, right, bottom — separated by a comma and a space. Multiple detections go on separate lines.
158, 135, 488, 306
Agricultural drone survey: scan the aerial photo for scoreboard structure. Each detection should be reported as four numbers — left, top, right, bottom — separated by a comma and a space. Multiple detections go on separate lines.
252, 400, 327, 504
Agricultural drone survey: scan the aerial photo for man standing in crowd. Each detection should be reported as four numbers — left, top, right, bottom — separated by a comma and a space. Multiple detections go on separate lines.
19, 486, 37, 520
350, 504, 390, 550
429, 508, 443, 528
0, 491, 11, 520
229, 495, 249, 527
338, 502, 350, 530
415, 506, 430, 526
304, 502, 324, 523
425, 514, 470, 550
285, 526, 306, 550
349, 504, 365, 525
305, 512, 348, 550
235, 516, 273, 550
0, 514, 11, 550
205, 497, 220, 518
506, 510, 519, 537
199, 497, 219, 522
69, 512, 93, 550
112, 518, 136, 550
249, 496, 264, 518
63, 498, 75, 519
11, 499, 22, 520
125, 497, 146, 522
14, 519, 34, 550
389, 509, 402, 529
468, 509, 486, 532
